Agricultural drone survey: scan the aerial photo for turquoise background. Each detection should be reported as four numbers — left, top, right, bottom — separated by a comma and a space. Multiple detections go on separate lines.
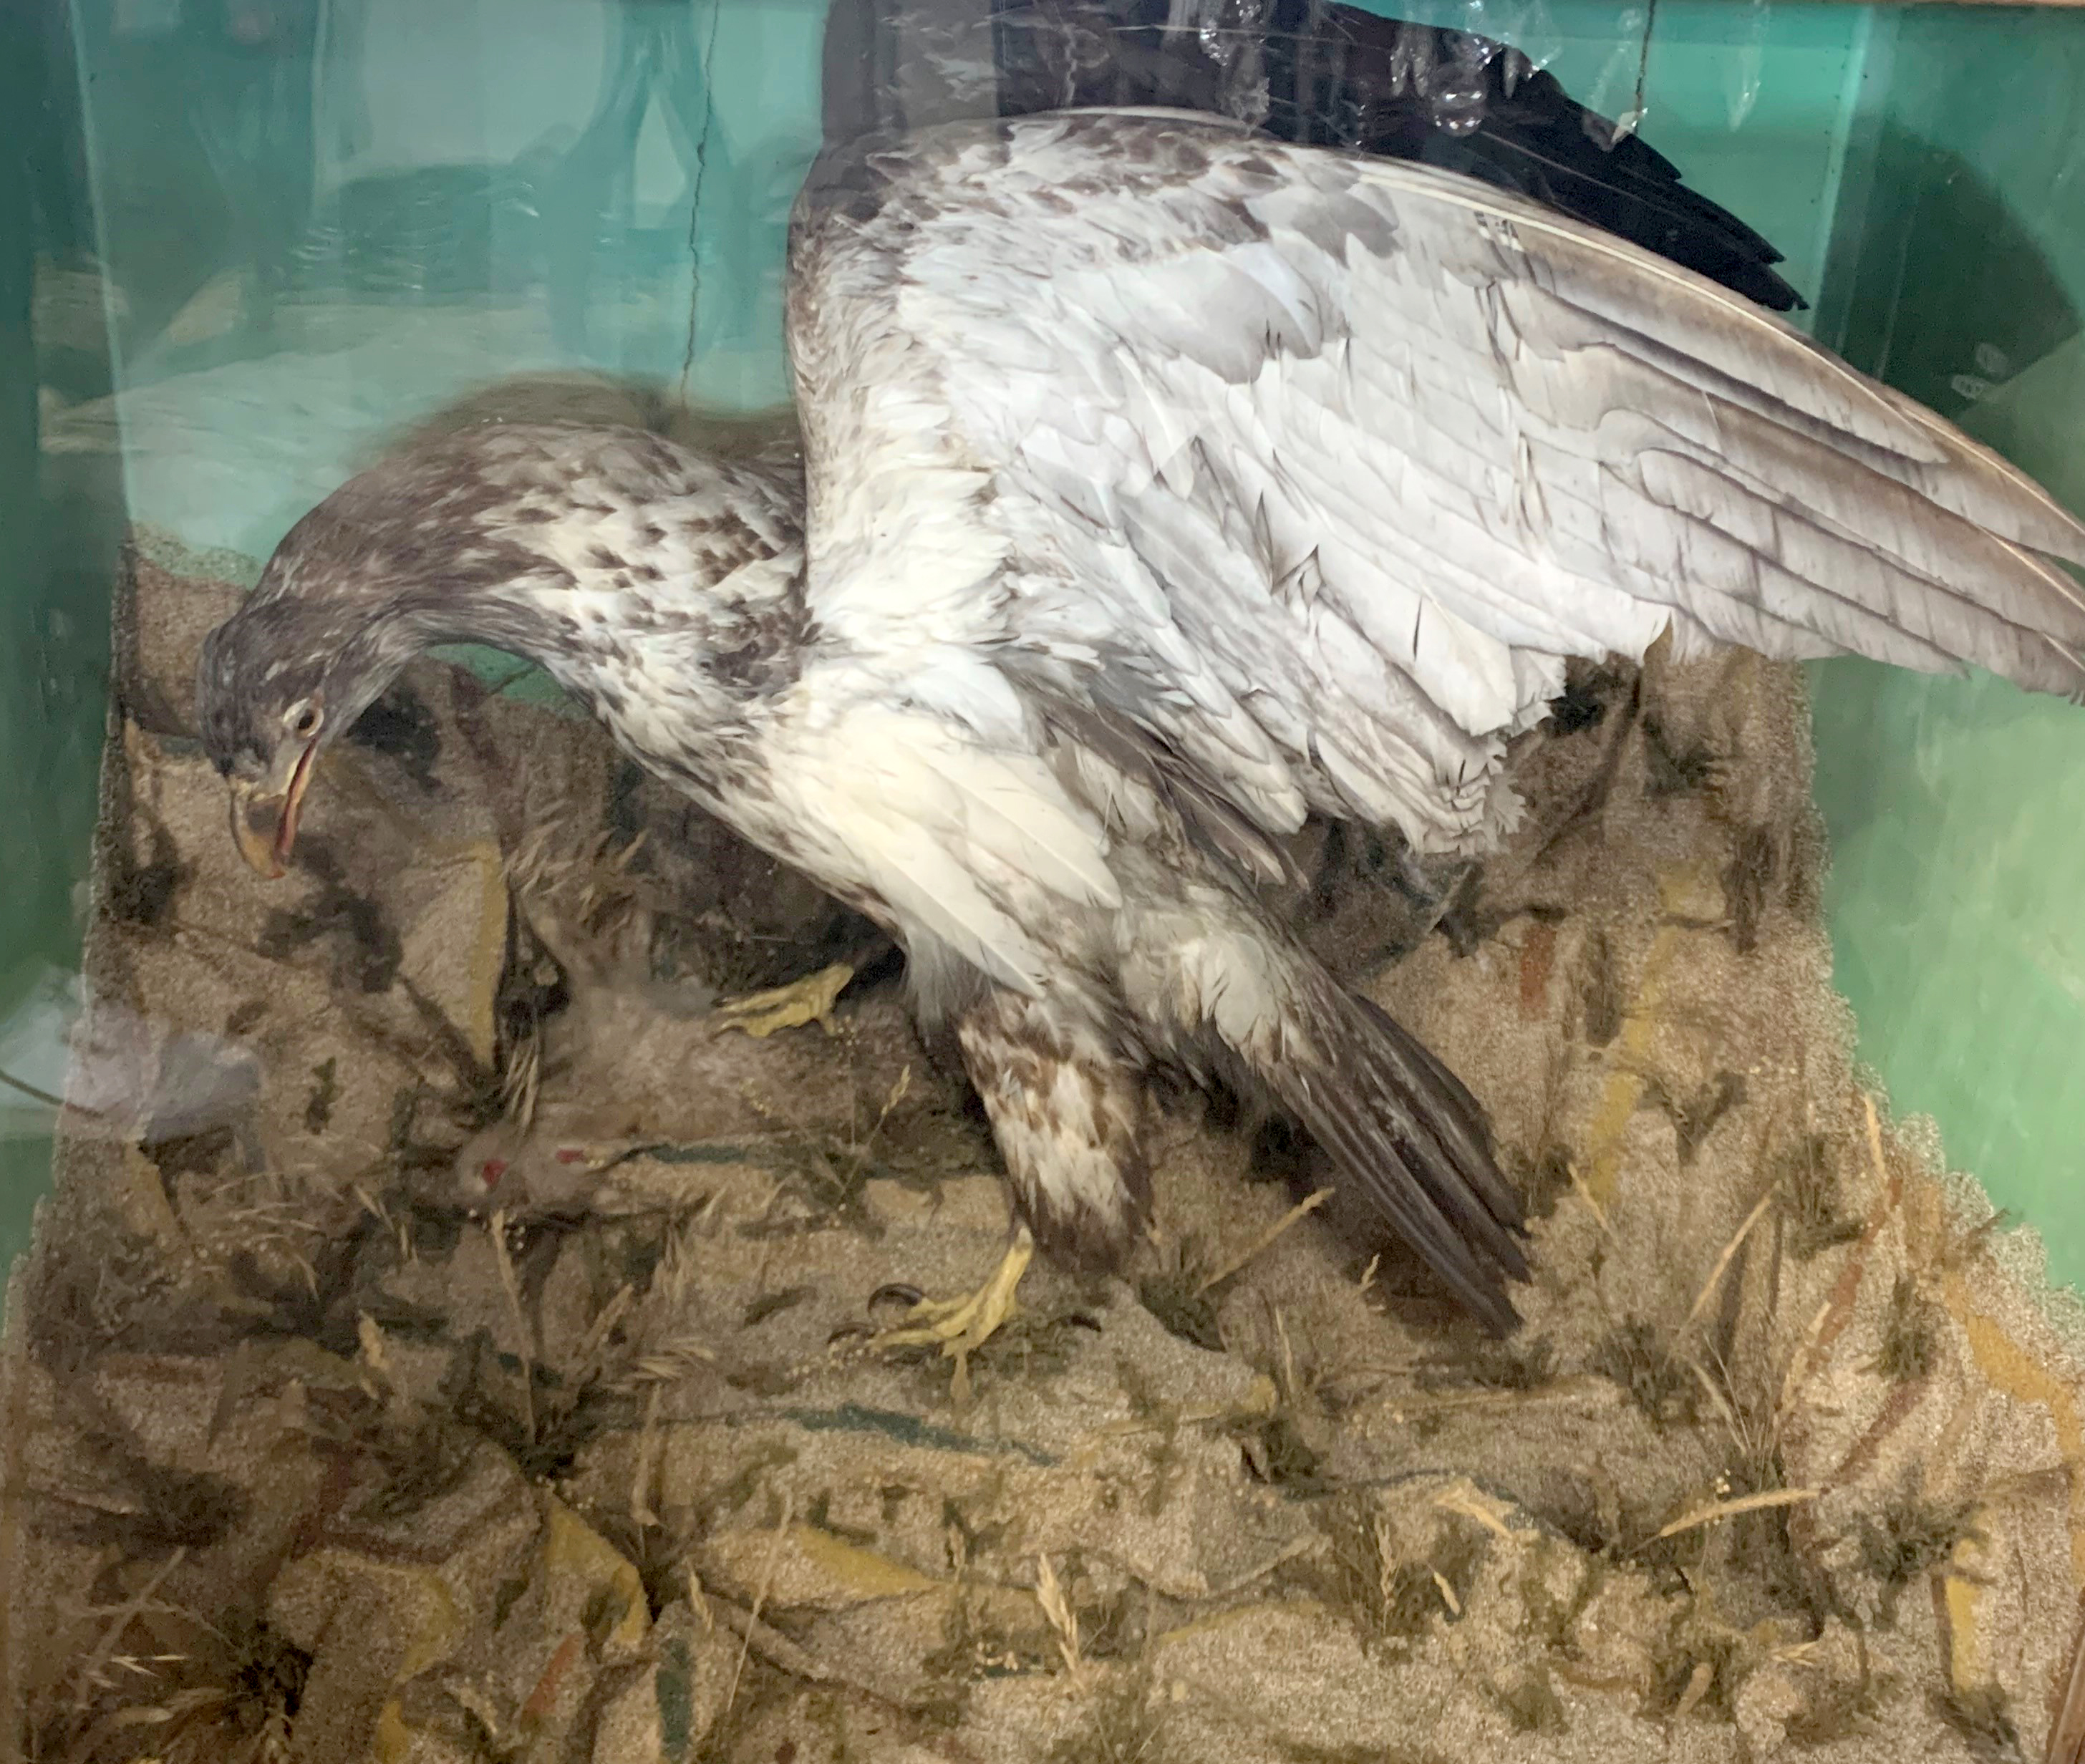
4, 0, 2083, 1286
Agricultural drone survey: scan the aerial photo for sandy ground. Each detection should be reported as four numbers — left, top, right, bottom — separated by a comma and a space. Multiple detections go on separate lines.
6, 506, 2085, 1763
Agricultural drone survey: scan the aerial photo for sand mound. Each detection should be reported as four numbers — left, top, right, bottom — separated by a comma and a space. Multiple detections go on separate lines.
6, 536, 2084, 1764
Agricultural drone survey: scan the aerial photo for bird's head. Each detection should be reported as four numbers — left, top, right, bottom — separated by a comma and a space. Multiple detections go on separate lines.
195, 425, 594, 878
196, 649, 326, 881
196, 421, 806, 880
195, 520, 422, 879
194, 452, 505, 880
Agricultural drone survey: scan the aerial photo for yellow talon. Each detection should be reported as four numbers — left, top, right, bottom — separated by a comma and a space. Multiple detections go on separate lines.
871, 1228, 1035, 1402
711, 961, 856, 1038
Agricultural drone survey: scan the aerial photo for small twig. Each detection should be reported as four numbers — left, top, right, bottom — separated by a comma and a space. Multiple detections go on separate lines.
1684, 1181, 1780, 1330
69, 1549, 187, 1709
1860, 1095, 1890, 1198
1032, 1554, 1088, 1690
352, 1183, 412, 1264
1769, 1297, 1838, 1451
620, 1336, 720, 1390
1088, 1383, 1282, 1439
708, 1591, 924, 1714
712, 1593, 833, 1685
1273, 1304, 1301, 1408
1672, 1658, 1714, 1720
1770, 1095, 1905, 1458
1531, 669, 1643, 869
1355, 1375, 1622, 1423
1646, 1486, 1819, 1545
355, 1312, 395, 1390
1433, 1478, 1520, 1545
722, 1491, 795, 1724
487, 1210, 536, 1445
574, 1283, 636, 1377
1685, 1356, 1744, 1442
2046, 1594, 2085, 1764
1200, 1533, 1325, 1601
630, 1385, 664, 1529
1196, 1188, 1334, 1295
843, 1064, 912, 1178
0, 1065, 69, 1110
1568, 1160, 1615, 1237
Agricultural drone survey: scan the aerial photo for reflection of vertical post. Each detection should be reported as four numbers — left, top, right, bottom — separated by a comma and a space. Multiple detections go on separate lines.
0, 19, 36, 1252
182, 0, 321, 326
655, 1, 736, 373
543, 2, 674, 358
1, 0, 51, 1001
823, 0, 894, 144
825, 0, 999, 144
546, 0, 753, 376
24, 0, 92, 264
1, 0, 41, 567
895, 0, 995, 128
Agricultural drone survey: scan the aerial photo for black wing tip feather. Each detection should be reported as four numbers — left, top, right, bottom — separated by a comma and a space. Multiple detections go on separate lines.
1436, 134, 1806, 314
1395, 57, 1807, 314
826, 0, 1806, 311
1133, 0, 1808, 312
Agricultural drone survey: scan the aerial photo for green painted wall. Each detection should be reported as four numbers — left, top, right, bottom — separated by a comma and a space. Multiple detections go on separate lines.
1806, 9, 2085, 1286
1, 0, 115, 1279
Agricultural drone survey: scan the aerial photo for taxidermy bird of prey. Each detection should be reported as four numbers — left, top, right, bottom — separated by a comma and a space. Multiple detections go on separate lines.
197, 112, 2085, 1339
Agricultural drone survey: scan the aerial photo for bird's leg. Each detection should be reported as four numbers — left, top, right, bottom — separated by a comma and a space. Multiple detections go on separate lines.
710, 961, 857, 1038
859, 989, 1145, 1399
710, 934, 896, 1039
868, 1224, 1035, 1402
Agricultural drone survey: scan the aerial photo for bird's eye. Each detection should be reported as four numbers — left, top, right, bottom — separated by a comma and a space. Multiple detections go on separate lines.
285, 701, 324, 740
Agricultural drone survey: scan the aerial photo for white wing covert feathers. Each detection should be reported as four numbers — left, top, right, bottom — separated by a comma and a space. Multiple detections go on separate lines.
789, 110, 2085, 856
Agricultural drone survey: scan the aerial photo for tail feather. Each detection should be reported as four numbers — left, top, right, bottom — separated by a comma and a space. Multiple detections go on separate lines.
1123, 903, 1529, 1332
1269, 979, 1528, 1334
1352, 994, 1519, 1223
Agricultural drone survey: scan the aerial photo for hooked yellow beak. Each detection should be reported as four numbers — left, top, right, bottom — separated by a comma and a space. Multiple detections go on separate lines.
226, 742, 319, 880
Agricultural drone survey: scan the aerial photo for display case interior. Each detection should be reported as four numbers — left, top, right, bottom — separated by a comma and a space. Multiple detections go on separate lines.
5, 4, 2085, 1761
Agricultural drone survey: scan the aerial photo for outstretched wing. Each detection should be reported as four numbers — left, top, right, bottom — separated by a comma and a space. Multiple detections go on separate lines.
786, 110, 2085, 854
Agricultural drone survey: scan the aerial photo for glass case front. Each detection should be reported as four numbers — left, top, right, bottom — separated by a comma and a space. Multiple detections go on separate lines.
6, 5, 2085, 1760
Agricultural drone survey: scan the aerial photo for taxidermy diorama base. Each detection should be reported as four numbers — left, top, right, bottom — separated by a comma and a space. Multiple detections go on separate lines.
7, 510, 2085, 1764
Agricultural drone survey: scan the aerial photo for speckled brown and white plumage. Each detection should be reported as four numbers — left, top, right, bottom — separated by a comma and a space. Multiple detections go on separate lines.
198, 111, 2085, 1333
196, 425, 807, 797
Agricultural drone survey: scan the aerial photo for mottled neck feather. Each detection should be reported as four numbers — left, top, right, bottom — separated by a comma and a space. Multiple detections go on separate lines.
374, 511, 810, 776
267, 433, 811, 771
216, 428, 810, 823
